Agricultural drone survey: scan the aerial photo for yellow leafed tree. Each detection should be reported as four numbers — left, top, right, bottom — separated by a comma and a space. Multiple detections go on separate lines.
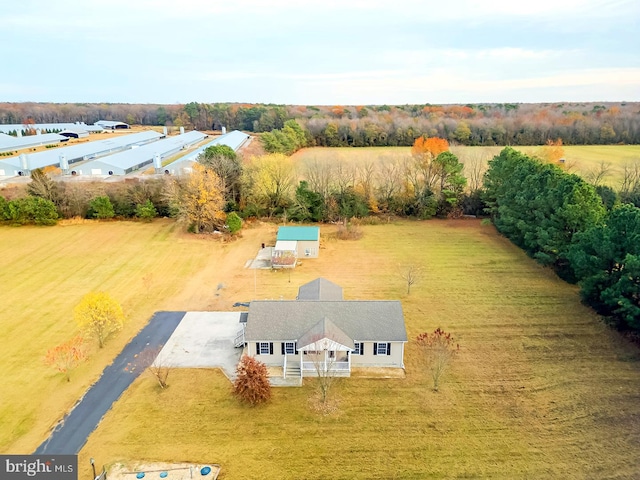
74, 292, 125, 348
166, 163, 226, 233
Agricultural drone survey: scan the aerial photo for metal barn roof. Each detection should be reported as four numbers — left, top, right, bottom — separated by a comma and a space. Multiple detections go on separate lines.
277, 226, 320, 241
0, 132, 67, 153
0, 122, 104, 134
163, 130, 250, 172
73, 131, 207, 175
0, 131, 163, 175
95, 120, 130, 129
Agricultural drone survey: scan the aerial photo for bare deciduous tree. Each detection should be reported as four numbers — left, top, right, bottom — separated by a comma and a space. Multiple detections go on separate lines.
399, 264, 423, 295
416, 328, 459, 392
138, 345, 172, 389
585, 160, 613, 187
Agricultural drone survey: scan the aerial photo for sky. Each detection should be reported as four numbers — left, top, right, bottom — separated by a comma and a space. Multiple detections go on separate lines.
3, 0, 639, 105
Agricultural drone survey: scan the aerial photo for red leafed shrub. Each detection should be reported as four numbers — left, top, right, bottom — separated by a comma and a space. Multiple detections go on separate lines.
233, 355, 272, 406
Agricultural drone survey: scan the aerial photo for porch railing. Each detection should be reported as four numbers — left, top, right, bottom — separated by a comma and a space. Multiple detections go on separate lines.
302, 361, 350, 372
233, 329, 244, 348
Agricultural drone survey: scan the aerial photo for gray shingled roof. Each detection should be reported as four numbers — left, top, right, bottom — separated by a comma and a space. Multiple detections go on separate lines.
297, 317, 355, 350
245, 300, 407, 342
297, 278, 343, 300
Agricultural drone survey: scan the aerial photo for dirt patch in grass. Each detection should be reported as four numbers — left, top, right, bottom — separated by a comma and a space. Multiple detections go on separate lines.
108, 462, 220, 480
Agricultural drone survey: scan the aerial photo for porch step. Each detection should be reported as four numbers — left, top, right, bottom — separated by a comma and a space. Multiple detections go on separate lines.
233, 329, 245, 348
285, 365, 301, 377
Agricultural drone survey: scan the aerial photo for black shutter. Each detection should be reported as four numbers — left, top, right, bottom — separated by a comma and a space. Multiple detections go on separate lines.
360, 343, 364, 355
373, 342, 377, 355
269, 342, 273, 355
256, 342, 260, 355
294, 342, 298, 355
387, 343, 391, 355
281, 343, 285, 355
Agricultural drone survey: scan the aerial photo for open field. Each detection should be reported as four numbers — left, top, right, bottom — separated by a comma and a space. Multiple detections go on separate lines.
292, 145, 640, 189
62, 220, 640, 479
0, 218, 279, 454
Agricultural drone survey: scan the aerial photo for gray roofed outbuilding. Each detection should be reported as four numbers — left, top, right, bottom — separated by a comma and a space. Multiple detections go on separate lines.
244, 300, 407, 343
296, 278, 343, 300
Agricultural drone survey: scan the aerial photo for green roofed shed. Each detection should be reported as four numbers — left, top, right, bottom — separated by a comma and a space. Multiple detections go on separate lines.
275, 226, 320, 258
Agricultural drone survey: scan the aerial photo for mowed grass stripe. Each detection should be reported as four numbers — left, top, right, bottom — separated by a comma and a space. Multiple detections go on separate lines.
0, 220, 231, 453
75, 220, 640, 479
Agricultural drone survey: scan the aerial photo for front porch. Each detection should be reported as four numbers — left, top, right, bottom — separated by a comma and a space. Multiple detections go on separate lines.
283, 351, 352, 379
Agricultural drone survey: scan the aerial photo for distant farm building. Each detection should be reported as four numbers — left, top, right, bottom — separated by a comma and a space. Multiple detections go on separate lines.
163, 130, 251, 175
0, 132, 67, 154
71, 130, 207, 176
58, 129, 90, 139
272, 226, 320, 266
95, 120, 130, 130
0, 131, 162, 177
0, 122, 103, 135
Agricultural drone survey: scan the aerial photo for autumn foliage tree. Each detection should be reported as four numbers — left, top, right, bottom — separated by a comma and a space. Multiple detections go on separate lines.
416, 328, 459, 392
165, 162, 227, 233
74, 292, 125, 348
44, 335, 87, 382
233, 355, 271, 406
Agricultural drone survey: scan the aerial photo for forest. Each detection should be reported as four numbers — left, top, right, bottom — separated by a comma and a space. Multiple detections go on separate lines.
1, 101, 639, 147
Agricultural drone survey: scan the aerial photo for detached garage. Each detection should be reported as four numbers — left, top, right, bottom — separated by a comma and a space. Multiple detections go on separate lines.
275, 226, 320, 259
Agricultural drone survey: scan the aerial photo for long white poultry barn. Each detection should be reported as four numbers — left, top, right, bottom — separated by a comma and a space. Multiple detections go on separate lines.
71, 130, 207, 176
0, 132, 68, 154
0, 122, 104, 135
0, 131, 163, 177
163, 130, 250, 175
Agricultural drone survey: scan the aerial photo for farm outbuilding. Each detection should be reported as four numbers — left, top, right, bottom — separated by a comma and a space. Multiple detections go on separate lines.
95, 120, 130, 130
274, 226, 320, 259
71, 130, 207, 176
0, 131, 163, 177
58, 129, 89, 139
0, 122, 103, 135
163, 130, 251, 175
0, 132, 67, 154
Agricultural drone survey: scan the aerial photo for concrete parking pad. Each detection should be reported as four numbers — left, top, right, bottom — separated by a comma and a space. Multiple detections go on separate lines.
158, 311, 244, 379
247, 246, 273, 269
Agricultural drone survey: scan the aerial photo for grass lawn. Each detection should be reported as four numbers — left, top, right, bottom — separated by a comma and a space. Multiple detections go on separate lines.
292, 145, 640, 188
74, 220, 640, 479
0, 218, 274, 454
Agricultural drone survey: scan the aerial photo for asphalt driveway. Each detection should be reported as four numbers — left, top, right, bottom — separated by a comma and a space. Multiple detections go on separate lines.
34, 311, 186, 454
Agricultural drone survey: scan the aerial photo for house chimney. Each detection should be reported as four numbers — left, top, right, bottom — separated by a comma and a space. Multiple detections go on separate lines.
17, 130, 22, 137
221, 126, 227, 135
163, 126, 168, 136
179, 126, 185, 135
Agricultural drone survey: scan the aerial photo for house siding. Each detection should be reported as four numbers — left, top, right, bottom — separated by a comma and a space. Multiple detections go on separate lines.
249, 340, 405, 369
248, 341, 287, 366
296, 240, 319, 258
350, 341, 405, 368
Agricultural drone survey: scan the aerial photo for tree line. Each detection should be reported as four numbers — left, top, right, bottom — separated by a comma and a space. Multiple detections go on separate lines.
2, 101, 639, 146
483, 148, 639, 332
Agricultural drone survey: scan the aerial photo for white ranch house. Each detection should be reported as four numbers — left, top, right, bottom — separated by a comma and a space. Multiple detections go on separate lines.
240, 278, 407, 380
